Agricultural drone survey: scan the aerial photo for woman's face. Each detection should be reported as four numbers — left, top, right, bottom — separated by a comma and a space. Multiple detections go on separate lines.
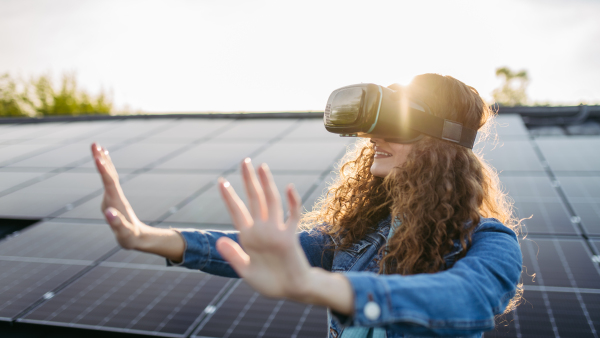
369, 138, 413, 178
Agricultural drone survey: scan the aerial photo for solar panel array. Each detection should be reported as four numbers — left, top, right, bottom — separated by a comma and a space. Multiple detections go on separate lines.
0, 115, 598, 337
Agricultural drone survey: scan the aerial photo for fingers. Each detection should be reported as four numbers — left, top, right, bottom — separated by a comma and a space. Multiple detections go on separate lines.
218, 178, 252, 231
216, 237, 250, 277
241, 158, 268, 221
257, 164, 283, 222
285, 183, 302, 233
104, 207, 136, 249
91, 143, 119, 191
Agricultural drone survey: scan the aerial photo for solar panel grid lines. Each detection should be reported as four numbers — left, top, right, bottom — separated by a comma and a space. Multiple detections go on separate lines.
557, 176, 600, 236
520, 238, 600, 337
529, 137, 600, 263
0, 221, 118, 261
0, 260, 87, 321
152, 119, 306, 225
44, 120, 242, 221
0, 121, 121, 168
498, 175, 579, 236
192, 280, 327, 338
0, 119, 181, 203
19, 266, 233, 337
1, 115, 600, 337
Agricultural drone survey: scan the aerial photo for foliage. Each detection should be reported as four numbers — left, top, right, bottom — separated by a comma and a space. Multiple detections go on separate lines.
0, 72, 113, 117
492, 67, 529, 106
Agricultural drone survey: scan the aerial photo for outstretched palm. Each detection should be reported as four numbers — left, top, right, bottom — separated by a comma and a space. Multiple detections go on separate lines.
216, 159, 312, 299
91, 143, 143, 249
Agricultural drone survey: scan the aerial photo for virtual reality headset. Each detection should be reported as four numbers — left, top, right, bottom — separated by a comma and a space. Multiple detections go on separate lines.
323, 83, 477, 149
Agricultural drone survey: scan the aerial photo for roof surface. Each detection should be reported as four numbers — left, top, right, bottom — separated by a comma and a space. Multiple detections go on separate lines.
0, 115, 599, 337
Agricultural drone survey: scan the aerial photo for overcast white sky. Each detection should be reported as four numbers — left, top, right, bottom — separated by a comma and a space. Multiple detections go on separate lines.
1, 0, 599, 112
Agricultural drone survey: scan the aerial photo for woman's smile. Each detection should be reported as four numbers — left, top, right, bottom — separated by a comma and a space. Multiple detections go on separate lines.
370, 139, 413, 177
374, 147, 393, 158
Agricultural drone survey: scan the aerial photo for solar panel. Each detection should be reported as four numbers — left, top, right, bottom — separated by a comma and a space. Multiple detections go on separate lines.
499, 176, 577, 235
0, 172, 102, 218
0, 122, 69, 142
210, 120, 299, 141
0, 221, 116, 261
104, 249, 167, 266
250, 140, 348, 172
0, 172, 44, 192
78, 142, 193, 170
5, 141, 121, 169
521, 238, 600, 289
0, 260, 86, 321
192, 280, 327, 338
557, 176, 600, 235
165, 173, 321, 225
0, 144, 57, 166
20, 266, 233, 337
143, 119, 234, 142
536, 137, 600, 172
155, 140, 268, 172
475, 140, 545, 172
489, 114, 531, 139
60, 172, 216, 222
301, 172, 338, 214
0, 114, 599, 337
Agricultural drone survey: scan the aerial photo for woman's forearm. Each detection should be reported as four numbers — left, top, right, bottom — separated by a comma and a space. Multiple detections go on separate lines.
135, 226, 185, 263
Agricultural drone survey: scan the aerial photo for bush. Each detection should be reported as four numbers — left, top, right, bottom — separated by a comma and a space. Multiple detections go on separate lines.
0, 72, 113, 118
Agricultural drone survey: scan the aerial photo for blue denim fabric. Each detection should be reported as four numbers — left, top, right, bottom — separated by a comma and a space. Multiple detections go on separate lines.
168, 216, 522, 338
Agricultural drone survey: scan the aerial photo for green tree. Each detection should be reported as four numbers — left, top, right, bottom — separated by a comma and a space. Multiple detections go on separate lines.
0, 72, 113, 117
492, 67, 529, 106
0, 74, 30, 117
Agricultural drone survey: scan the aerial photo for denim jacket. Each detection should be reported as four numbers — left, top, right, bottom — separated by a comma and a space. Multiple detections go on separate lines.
168, 216, 522, 338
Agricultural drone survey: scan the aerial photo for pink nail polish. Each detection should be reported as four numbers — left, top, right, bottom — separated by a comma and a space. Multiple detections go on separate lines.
105, 209, 116, 220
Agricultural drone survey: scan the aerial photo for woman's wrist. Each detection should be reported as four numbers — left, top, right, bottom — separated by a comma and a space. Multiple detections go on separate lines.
291, 267, 354, 316
135, 225, 185, 263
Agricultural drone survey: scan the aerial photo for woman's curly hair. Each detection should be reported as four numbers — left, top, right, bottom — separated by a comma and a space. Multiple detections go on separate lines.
300, 73, 522, 312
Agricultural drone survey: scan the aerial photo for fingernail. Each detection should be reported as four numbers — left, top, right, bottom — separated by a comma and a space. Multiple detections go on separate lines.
218, 177, 230, 188
96, 144, 102, 152
105, 208, 117, 220
244, 158, 251, 164
104, 149, 109, 155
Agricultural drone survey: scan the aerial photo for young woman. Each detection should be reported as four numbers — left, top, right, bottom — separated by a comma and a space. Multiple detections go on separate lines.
91, 74, 522, 338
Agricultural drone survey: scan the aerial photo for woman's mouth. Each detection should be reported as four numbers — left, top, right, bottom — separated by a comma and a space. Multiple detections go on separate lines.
374, 150, 393, 158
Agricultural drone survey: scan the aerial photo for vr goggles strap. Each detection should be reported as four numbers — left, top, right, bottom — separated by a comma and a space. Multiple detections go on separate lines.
409, 108, 477, 149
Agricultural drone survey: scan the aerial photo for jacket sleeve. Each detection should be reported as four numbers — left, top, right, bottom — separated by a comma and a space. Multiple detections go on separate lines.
166, 227, 335, 278
331, 220, 522, 336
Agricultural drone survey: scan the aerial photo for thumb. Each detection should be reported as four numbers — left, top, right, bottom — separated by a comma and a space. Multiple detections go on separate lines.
216, 237, 250, 278
104, 207, 131, 233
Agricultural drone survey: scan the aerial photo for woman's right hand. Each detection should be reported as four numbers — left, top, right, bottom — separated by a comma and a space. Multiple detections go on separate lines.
91, 143, 144, 249
91, 143, 185, 261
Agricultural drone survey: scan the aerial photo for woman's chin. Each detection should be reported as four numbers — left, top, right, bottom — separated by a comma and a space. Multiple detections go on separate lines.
370, 165, 389, 178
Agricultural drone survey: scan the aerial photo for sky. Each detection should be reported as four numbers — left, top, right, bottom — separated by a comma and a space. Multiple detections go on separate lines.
1, 0, 599, 113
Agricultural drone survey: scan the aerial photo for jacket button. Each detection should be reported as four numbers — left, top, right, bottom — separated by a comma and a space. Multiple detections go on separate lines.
364, 301, 380, 320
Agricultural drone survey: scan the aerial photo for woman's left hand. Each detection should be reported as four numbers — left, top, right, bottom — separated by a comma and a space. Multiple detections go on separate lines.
216, 158, 313, 300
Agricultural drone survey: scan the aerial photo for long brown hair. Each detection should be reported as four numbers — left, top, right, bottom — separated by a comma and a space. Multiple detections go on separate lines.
301, 73, 521, 311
